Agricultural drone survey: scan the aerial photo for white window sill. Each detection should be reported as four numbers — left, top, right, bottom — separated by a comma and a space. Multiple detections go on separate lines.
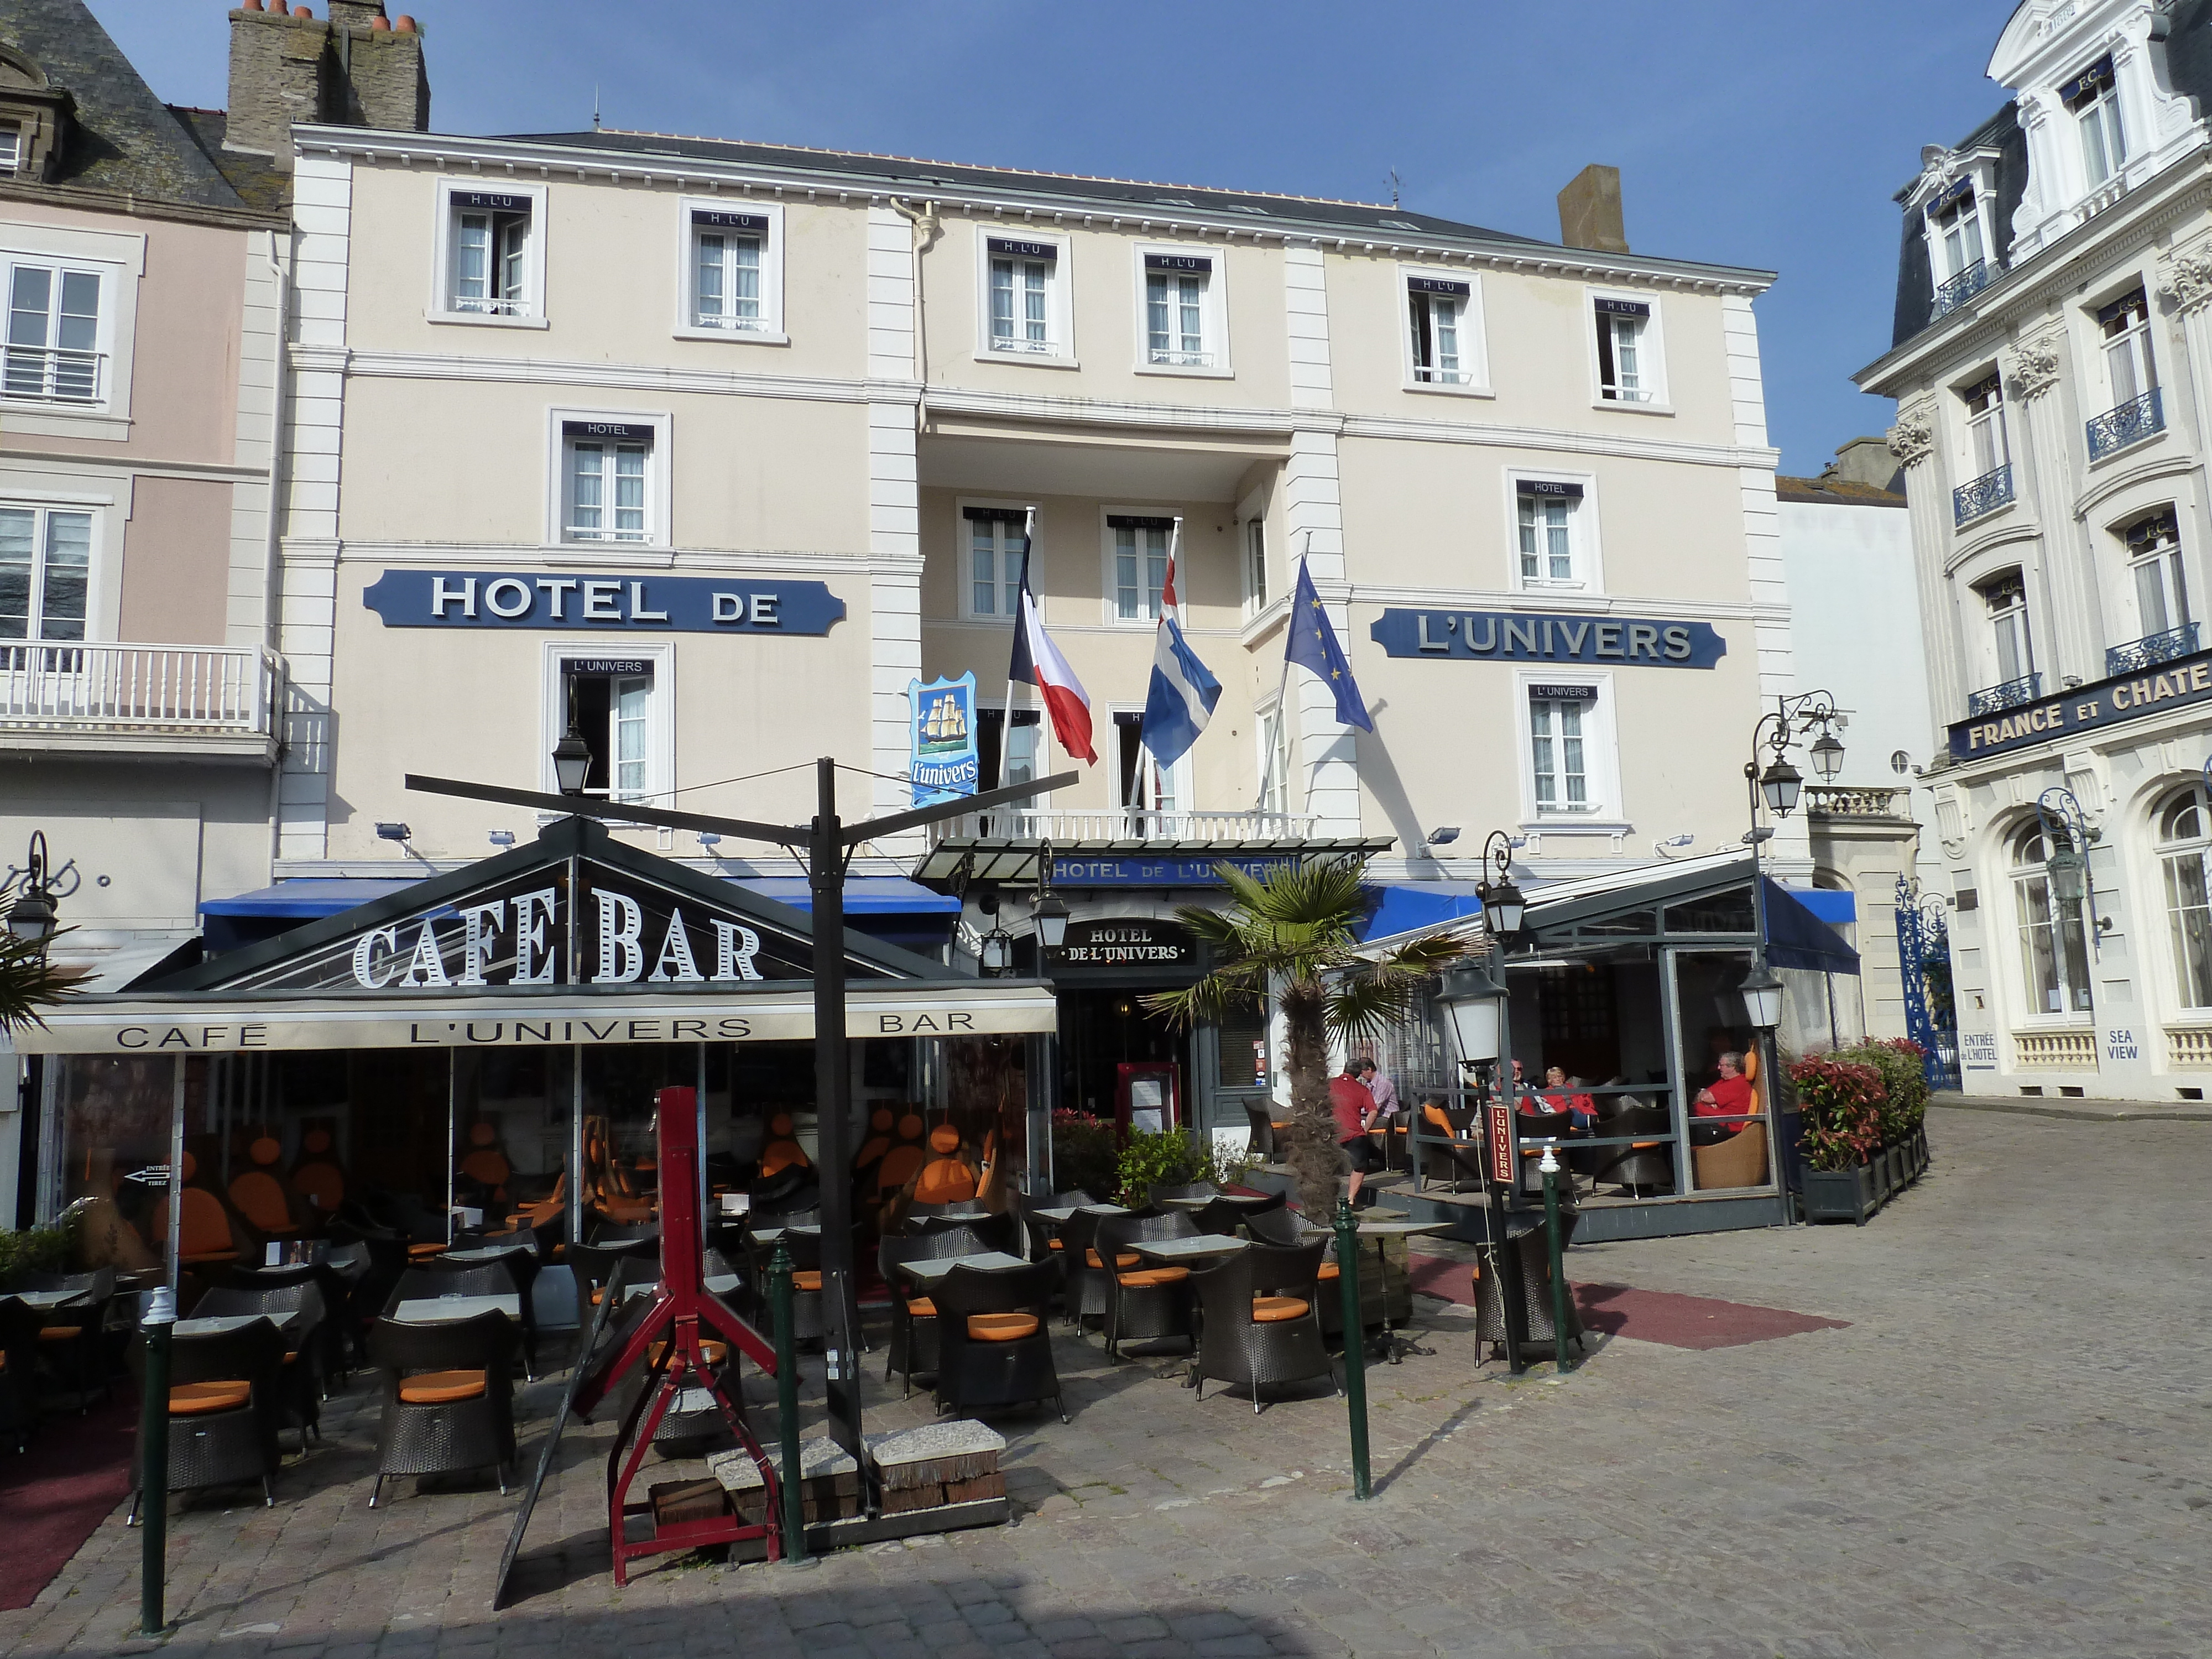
974, 349, 1081, 371
1591, 397, 1673, 416
1521, 816, 1630, 833
428, 309, 551, 331
1402, 378, 1493, 399
674, 325, 790, 346
0, 401, 128, 440
1515, 579, 1593, 596
1136, 361, 1234, 380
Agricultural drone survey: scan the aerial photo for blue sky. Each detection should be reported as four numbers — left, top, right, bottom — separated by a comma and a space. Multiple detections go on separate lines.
91, 0, 2025, 474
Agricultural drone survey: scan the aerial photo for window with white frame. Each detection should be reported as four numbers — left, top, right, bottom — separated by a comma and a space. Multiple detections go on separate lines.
963, 505, 1032, 620
0, 127, 22, 175
0, 503, 90, 643
985, 236, 1061, 356
1114, 711, 1185, 823
1242, 517, 1268, 618
561, 420, 654, 543
2122, 506, 2189, 640
1108, 514, 1172, 624
2157, 787, 2212, 1011
1516, 481, 1583, 587
447, 188, 535, 318
3, 259, 101, 403
1931, 184, 1987, 285
2064, 55, 2126, 189
1142, 252, 1214, 368
2011, 822, 2093, 1016
691, 209, 766, 331
1963, 372, 2008, 479
1978, 569, 2035, 689
1527, 683, 1597, 813
1406, 274, 1473, 385
2099, 288, 2156, 406
555, 653, 658, 804
975, 705, 1045, 826
1593, 295, 1655, 403
1256, 700, 1291, 817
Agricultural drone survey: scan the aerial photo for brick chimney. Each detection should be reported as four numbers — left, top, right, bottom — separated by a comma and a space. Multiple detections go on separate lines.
225, 2, 430, 173
1557, 164, 1629, 255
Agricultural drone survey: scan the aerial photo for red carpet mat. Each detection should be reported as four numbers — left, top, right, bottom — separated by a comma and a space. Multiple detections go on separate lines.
1406, 1251, 1848, 1350
0, 1389, 138, 1610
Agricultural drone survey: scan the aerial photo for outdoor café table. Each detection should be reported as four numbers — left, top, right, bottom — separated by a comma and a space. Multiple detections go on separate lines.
1031, 1203, 1129, 1225
1154, 1194, 1218, 1212
1295, 1213, 1452, 1363
444, 1244, 535, 1265
745, 1223, 821, 1246
390, 1293, 520, 1324
894, 1250, 1027, 1286
173, 1312, 299, 1339
1128, 1234, 1249, 1263
13, 1288, 87, 1313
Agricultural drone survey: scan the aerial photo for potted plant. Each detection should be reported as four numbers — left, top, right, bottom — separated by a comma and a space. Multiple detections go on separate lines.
1837, 1037, 1930, 1195
1791, 1055, 1884, 1224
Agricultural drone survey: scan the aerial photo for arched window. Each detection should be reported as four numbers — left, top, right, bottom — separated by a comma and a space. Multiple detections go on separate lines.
2156, 786, 2212, 1010
2011, 822, 2092, 1016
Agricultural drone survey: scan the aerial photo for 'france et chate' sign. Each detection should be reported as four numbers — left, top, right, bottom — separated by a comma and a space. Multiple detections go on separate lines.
362, 571, 847, 635
1369, 610, 1726, 667
1948, 650, 2212, 761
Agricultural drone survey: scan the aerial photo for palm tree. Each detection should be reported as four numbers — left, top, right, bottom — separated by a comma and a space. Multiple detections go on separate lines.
1142, 858, 1472, 1221
0, 931, 71, 1034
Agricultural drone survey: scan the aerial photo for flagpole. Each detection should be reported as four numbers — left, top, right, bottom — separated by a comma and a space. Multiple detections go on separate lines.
1257, 539, 1302, 814
998, 509, 1035, 817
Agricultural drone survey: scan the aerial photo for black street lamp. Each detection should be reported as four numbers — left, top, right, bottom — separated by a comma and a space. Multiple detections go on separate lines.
3, 831, 65, 954
2034, 786, 2103, 959
551, 726, 593, 797
1475, 828, 1526, 944
1033, 837, 1070, 954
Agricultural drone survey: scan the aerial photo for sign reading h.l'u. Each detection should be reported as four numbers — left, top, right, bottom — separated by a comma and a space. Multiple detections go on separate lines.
362, 571, 846, 635
1369, 610, 1726, 667
1949, 650, 2212, 760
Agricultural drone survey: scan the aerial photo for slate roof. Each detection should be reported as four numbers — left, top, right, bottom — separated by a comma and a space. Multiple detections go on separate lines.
1775, 474, 1906, 507
497, 128, 1773, 284
0, 0, 269, 217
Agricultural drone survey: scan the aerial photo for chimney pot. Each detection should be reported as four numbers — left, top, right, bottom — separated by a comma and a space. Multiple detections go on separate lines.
1556, 163, 1629, 256
293, 5, 311, 15
371, 14, 390, 28
241, 0, 264, 11
395, 14, 416, 30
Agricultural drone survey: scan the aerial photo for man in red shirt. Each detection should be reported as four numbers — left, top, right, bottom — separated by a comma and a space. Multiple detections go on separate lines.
1692, 1051, 1756, 1145
1330, 1065, 1380, 1208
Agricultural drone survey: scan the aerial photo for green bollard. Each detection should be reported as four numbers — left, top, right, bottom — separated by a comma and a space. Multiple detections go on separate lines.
137, 1284, 175, 1635
1332, 1199, 1370, 1501
1539, 1148, 1573, 1375
767, 1243, 807, 1562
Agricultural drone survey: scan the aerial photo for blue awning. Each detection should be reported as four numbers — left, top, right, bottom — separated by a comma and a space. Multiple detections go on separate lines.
1782, 886, 1856, 925
1355, 880, 1490, 943
1763, 879, 1860, 974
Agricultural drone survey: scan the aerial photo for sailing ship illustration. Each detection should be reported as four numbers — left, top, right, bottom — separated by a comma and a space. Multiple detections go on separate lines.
919, 691, 969, 750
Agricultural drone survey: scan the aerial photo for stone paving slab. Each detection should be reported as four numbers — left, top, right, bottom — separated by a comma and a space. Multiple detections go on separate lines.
8, 1108, 2212, 1656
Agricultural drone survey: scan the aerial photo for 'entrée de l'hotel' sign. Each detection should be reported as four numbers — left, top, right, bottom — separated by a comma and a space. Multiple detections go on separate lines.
362, 571, 846, 634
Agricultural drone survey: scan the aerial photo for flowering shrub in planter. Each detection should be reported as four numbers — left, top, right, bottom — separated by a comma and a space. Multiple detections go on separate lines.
1838, 1037, 1929, 1144
1790, 1056, 1884, 1172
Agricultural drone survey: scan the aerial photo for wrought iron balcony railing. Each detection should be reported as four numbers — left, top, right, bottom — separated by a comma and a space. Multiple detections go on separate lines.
2106, 621, 2202, 677
1967, 672, 2042, 717
1953, 463, 2013, 526
1932, 259, 1991, 319
2086, 387, 2164, 461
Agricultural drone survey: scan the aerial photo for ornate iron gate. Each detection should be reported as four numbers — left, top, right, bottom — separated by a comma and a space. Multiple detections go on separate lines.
1895, 875, 1960, 1090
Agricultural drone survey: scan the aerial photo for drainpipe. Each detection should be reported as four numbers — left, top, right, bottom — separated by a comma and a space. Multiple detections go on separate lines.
886, 199, 939, 435
262, 228, 293, 876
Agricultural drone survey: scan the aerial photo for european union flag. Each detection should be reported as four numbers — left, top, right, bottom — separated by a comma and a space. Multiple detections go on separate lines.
1285, 558, 1373, 732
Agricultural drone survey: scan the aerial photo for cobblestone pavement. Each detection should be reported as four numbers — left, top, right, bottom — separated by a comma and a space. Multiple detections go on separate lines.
7, 1107, 2211, 1659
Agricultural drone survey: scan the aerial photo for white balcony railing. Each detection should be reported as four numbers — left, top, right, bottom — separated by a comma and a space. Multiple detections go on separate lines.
928, 807, 1319, 844
0, 641, 277, 737
1, 345, 103, 403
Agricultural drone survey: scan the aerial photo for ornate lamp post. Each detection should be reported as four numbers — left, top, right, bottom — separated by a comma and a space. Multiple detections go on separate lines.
2, 831, 69, 956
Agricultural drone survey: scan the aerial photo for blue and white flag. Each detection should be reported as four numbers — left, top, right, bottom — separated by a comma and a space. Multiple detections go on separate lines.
1285, 557, 1373, 732
1138, 527, 1222, 768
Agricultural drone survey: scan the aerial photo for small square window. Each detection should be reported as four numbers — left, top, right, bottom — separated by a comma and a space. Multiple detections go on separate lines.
1593, 294, 1660, 404
435, 182, 546, 325
680, 201, 784, 340
962, 505, 1034, 620
1107, 514, 1173, 624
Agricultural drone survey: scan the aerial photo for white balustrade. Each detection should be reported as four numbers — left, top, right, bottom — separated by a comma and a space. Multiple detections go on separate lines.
0, 641, 276, 735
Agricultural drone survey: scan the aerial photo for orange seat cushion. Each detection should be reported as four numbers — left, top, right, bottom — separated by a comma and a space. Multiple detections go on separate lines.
170, 1380, 251, 1415
760, 1141, 810, 1178
790, 1270, 823, 1292
1251, 1296, 1310, 1323
1316, 1261, 1339, 1281
649, 1339, 728, 1368
398, 1368, 488, 1405
38, 1325, 81, 1342
1086, 1250, 1140, 1270
966, 1312, 1039, 1342
589, 1287, 607, 1305
1117, 1266, 1191, 1287
905, 1297, 936, 1317
876, 1146, 925, 1193
914, 1159, 978, 1205
1046, 1238, 1063, 1251
407, 1242, 448, 1259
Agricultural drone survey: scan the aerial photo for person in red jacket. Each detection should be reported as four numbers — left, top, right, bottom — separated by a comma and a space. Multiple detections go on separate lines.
1692, 1051, 1755, 1145
1330, 1065, 1380, 1208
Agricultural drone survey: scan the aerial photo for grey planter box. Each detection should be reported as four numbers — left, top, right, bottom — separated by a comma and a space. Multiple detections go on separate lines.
1802, 1164, 1880, 1225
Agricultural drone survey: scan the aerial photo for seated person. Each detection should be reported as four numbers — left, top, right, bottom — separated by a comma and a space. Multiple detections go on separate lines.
1518, 1062, 1593, 1133
1692, 1051, 1756, 1146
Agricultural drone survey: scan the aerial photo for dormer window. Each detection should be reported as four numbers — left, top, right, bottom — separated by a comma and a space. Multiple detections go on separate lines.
1927, 176, 1991, 316
2064, 55, 2125, 188
0, 127, 20, 175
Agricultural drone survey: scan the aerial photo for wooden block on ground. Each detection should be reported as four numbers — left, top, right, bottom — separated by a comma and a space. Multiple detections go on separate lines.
648, 1478, 730, 1527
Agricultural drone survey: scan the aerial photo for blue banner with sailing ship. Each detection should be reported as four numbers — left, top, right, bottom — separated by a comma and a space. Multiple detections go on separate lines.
909, 673, 980, 807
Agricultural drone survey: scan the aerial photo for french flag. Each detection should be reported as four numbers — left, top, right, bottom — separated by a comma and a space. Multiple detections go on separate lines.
1009, 565, 1095, 765
1138, 531, 1220, 768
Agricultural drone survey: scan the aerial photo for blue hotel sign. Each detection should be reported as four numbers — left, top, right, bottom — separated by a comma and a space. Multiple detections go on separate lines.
362, 571, 846, 635
1949, 650, 2212, 761
1369, 609, 1726, 667
1050, 853, 1300, 888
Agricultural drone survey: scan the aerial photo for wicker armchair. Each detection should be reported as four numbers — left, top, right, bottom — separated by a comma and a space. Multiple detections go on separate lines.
1242, 1100, 1291, 1161
1056, 1206, 1117, 1330
929, 1261, 1065, 1422
1194, 1191, 1284, 1236
20, 1268, 116, 1412
880, 1229, 993, 1396
192, 1281, 326, 1444
1094, 1212, 1201, 1361
366, 1309, 518, 1506
1190, 1241, 1334, 1412
127, 1316, 287, 1520
425, 1253, 541, 1378
1145, 1181, 1218, 1210
1413, 1103, 1486, 1194
223, 1261, 351, 1387
1473, 1214, 1585, 1362
1594, 1106, 1676, 1197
